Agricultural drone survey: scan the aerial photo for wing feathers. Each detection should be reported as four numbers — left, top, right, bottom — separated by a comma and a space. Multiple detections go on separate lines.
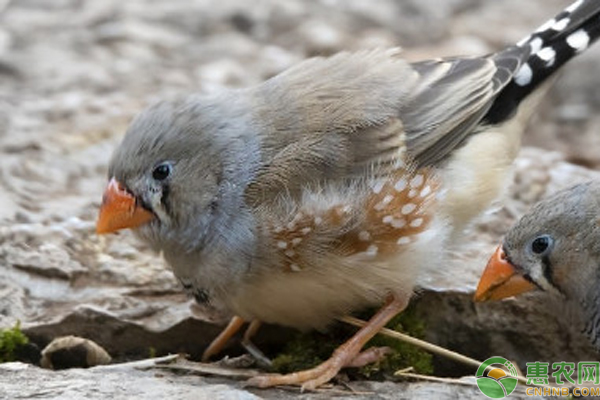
246, 47, 528, 201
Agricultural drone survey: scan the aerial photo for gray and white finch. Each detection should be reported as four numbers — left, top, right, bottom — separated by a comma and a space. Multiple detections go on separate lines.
475, 181, 600, 349
97, 0, 600, 389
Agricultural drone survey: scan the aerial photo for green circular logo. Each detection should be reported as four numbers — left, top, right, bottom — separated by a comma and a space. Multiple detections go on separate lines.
476, 356, 519, 398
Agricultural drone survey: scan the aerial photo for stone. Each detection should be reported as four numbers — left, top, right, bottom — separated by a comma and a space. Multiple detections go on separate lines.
0, 358, 543, 399
41, 336, 112, 370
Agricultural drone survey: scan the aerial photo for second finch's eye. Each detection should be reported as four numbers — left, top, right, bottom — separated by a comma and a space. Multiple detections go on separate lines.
152, 163, 172, 181
530, 235, 554, 256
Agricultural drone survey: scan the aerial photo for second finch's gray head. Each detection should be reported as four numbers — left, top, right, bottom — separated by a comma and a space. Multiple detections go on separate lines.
476, 182, 600, 300
475, 181, 600, 346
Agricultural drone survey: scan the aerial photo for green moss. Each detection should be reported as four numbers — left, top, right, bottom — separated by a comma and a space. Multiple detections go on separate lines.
269, 304, 433, 378
0, 322, 29, 363
359, 305, 433, 377
270, 331, 339, 374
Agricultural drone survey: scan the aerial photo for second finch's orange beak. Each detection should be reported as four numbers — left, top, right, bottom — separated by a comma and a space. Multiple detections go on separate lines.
96, 178, 154, 234
474, 245, 536, 302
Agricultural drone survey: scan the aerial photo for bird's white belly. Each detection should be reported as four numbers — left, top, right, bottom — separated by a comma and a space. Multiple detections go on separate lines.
227, 216, 448, 330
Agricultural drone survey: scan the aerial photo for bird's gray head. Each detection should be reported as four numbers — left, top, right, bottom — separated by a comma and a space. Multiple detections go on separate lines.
502, 182, 600, 296
476, 181, 600, 350
476, 182, 600, 302
97, 93, 260, 253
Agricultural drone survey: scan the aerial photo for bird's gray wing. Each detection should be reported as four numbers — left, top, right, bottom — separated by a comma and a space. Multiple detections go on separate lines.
245, 48, 526, 203
246, 49, 417, 203
402, 45, 528, 167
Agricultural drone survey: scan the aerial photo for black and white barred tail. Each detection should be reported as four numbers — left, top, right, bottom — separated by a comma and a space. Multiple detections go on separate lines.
485, 0, 600, 124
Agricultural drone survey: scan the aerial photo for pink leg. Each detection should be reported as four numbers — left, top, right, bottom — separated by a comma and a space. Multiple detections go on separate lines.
202, 316, 245, 362
247, 295, 408, 390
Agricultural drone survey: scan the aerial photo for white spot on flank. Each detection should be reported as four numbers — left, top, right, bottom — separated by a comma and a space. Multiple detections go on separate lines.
391, 218, 406, 229
529, 37, 544, 54
566, 29, 590, 52
382, 215, 394, 224
371, 179, 386, 194
394, 178, 407, 192
408, 189, 418, 198
341, 205, 352, 214
566, 0, 583, 13
301, 227, 312, 235
285, 249, 295, 257
358, 230, 371, 241
365, 244, 378, 256
551, 17, 570, 31
287, 222, 296, 230
410, 174, 424, 188
537, 47, 556, 66
290, 263, 302, 272
277, 241, 288, 249
314, 217, 323, 225
410, 218, 424, 228
401, 203, 416, 215
397, 237, 411, 245
514, 63, 532, 86
291, 238, 302, 245
420, 186, 431, 198
375, 195, 394, 211
274, 226, 283, 233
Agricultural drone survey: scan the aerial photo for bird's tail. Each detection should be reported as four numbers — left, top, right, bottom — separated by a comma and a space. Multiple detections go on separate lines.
485, 0, 600, 124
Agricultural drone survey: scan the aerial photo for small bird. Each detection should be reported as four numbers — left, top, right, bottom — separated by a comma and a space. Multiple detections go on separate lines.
96, 0, 600, 389
475, 181, 600, 348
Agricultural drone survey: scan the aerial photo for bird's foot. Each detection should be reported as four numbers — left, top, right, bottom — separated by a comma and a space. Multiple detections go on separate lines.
246, 347, 353, 391
345, 346, 392, 368
247, 345, 392, 390
247, 295, 407, 390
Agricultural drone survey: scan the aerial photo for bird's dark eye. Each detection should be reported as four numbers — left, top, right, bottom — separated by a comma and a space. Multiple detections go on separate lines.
530, 235, 554, 256
152, 163, 172, 181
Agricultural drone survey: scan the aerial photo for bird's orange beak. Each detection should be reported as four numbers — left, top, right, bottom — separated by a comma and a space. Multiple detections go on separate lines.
96, 178, 154, 234
474, 245, 536, 302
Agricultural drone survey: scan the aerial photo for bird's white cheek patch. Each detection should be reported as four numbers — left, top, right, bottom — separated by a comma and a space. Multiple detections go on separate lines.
529, 265, 558, 294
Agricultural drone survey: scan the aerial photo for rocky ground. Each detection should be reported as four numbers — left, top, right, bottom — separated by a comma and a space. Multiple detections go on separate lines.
2, 0, 600, 398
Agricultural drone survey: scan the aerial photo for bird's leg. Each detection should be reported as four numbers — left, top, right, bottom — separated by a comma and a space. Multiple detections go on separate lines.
202, 315, 245, 362
247, 294, 408, 390
243, 319, 262, 343
241, 320, 272, 368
